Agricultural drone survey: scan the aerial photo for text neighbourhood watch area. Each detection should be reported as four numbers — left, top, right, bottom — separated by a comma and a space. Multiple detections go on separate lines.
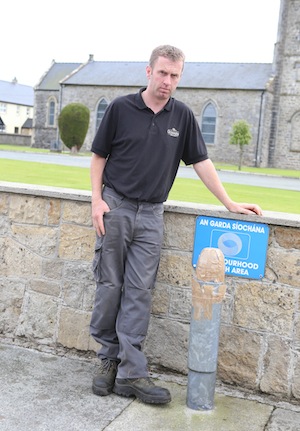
193, 216, 269, 279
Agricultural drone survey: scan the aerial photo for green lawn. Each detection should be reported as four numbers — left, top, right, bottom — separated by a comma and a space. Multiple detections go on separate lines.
0, 144, 72, 154
213, 163, 300, 178
0, 158, 299, 214
168, 178, 300, 214
0, 159, 91, 190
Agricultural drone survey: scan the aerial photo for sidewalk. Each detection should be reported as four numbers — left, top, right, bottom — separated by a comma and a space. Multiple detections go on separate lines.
1, 343, 300, 431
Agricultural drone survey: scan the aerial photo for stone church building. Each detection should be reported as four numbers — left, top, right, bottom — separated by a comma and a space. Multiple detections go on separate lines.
32, 0, 299, 170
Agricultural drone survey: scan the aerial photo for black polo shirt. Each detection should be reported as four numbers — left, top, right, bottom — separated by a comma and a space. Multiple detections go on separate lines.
91, 88, 208, 203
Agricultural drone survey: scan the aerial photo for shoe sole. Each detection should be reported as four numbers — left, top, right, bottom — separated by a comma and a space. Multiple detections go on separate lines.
92, 383, 114, 396
113, 382, 171, 404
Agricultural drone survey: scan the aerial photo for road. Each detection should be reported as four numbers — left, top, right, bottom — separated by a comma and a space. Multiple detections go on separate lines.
178, 166, 300, 191
0, 150, 299, 191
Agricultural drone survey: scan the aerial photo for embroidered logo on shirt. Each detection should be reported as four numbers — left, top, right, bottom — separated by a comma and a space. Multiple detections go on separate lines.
167, 128, 179, 138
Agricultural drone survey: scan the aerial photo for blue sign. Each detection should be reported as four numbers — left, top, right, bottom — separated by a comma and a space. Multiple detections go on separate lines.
192, 216, 269, 279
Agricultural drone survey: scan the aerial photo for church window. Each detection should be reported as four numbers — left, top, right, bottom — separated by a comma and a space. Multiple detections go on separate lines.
48, 98, 56, 126
96, 98, 108, 132
290, 112, 300, 152
201, 103, 216, 144
294, 62, 300, 81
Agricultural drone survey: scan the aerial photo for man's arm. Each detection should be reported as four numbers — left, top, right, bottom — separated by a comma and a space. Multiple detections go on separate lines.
193, 159, 262, 215
90, 153, 110, 236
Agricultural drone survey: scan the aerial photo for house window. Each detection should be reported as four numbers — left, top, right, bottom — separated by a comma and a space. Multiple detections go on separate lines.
96, 98, 108, 132
48, 99, 56, 126
201, 103, 217, 144
0, 103, 6, 114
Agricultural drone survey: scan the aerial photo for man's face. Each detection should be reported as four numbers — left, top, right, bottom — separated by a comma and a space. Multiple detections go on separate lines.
146, 56, 183, 101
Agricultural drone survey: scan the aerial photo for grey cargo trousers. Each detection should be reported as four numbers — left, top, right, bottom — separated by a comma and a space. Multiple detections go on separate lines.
90, 186, 164, 379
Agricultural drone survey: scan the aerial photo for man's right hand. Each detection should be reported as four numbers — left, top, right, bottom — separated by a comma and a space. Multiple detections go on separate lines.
92, 197, 110, 236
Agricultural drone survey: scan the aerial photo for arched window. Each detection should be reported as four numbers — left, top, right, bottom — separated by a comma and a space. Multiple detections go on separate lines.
201, 103, 217, 144
96, 98, 108, 132
290, 112, 300, 152
48, 98, 56, 127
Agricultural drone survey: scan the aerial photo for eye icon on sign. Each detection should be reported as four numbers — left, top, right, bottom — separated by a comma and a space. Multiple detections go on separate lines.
217, 233, 242, 257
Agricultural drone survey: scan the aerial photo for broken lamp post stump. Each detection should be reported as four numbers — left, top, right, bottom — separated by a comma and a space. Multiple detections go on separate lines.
187, 247, 226, 411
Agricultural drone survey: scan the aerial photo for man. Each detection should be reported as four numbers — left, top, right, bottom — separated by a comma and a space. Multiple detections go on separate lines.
90, 45, 262, 405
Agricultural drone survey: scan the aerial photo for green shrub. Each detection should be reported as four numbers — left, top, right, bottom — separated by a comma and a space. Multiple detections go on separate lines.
58, 103, 90, 153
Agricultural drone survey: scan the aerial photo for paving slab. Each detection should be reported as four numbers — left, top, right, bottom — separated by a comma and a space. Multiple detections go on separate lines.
105, 380, 273, 431
0, 344, 132, 431
265, 408, 300, 431
1, 343, 299, 431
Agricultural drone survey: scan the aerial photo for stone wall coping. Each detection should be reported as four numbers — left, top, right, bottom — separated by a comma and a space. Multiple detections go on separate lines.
1, 181, 299, 228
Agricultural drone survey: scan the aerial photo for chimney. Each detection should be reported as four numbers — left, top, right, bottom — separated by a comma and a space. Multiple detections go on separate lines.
88, 54, 94, 62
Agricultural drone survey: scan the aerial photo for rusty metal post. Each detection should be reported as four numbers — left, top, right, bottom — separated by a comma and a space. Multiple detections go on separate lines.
186, 247, 226, 410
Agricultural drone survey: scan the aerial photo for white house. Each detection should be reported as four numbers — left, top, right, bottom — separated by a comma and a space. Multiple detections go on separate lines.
0, 78, 33, 135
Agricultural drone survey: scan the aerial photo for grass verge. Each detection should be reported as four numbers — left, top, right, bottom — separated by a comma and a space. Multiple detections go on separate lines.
168, 178, 300, 214
0, 158, 299, 214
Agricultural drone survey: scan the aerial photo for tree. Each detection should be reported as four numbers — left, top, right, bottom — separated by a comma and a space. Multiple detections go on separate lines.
58, 103, 90, 153
229, 120, 252, 170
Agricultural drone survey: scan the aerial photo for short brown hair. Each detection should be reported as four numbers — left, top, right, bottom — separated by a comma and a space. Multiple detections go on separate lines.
149, 45, 185, 68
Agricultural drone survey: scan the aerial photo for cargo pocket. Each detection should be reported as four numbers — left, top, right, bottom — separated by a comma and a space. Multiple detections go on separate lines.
92, 235, 103, 282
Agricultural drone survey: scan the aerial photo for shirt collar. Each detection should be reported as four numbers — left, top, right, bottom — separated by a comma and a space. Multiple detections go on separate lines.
135, 87, 173, 112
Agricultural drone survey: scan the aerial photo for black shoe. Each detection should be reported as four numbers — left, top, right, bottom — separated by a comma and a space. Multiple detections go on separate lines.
92, 359, 118, 396
113, 377, 171, 404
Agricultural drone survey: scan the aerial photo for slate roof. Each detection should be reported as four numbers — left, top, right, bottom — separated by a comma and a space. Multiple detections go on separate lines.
61, 61, 273, 90
22, 118, 33, 128
36, 62, 82, 90
0, 79, 34, 106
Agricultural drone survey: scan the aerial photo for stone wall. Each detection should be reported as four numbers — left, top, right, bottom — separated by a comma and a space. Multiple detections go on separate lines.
0, 182, 299, 403
0, 133, 31, 146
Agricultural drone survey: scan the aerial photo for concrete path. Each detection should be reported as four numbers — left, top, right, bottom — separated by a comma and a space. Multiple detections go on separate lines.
1, 343, 300, 431
0, 150, 299, 191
